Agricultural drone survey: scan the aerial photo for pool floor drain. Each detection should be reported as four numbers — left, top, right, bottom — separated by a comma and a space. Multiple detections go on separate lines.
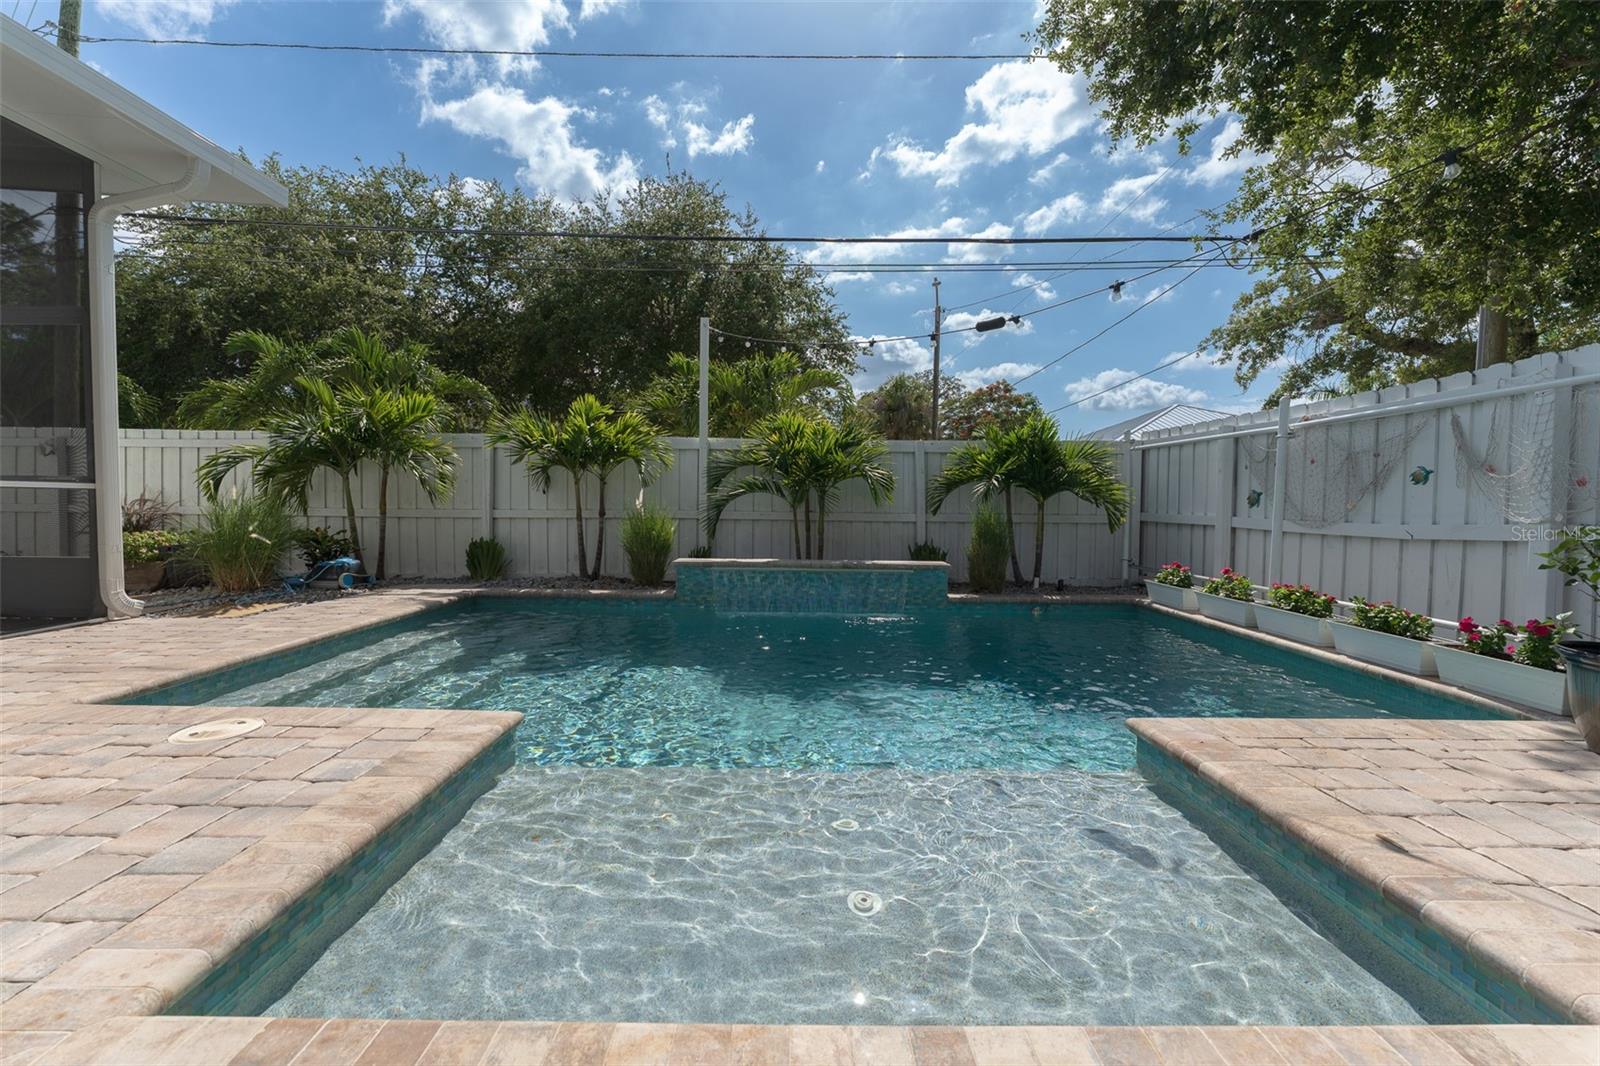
167, 717, 264, 745
847, 890, 882, 917
831, 818, 859, 832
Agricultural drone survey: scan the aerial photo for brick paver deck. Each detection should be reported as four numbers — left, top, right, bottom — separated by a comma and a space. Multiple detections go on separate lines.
2, 591, 1597, 1064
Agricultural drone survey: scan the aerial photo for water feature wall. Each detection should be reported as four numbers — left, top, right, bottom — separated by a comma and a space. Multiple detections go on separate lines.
673, 559, 948, 614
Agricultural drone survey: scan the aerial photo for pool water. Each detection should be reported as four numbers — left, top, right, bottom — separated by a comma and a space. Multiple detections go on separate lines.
144, 598, 1500, 1025
136, 599, 1492, 773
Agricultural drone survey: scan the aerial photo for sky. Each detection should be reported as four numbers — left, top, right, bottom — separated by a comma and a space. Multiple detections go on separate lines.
58, 0, 1283, 433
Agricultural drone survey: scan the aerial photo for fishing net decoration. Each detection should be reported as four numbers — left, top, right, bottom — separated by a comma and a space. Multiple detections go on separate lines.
1241, 416, 1431, 528
1449, 379, 1600, 524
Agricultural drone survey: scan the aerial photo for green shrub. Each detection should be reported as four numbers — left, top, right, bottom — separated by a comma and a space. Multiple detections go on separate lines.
293, 526, 358, 569
1348, 597, 1435, 640
185, 493, 296, 593
687, 545, 714, 558
908, 540, 948, 562
123, 529, 183, 564
465, 537, 510, 581
621, 507, 677, 586
967, 505, 1010, 593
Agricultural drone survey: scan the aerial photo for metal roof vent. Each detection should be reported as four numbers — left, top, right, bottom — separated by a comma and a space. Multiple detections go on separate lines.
167, 717, 264, 744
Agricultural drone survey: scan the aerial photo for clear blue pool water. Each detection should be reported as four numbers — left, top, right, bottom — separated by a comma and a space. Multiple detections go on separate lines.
134, 598, 1494, 773
143, 599, 1500, 1025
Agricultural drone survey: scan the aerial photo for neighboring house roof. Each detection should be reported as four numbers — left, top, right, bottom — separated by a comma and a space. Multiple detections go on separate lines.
1088, 403, 1229, 441
0, 18, 287, 206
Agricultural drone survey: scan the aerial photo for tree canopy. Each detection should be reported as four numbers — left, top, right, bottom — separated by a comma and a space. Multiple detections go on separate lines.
1033, 0, 1600, 402
942, 380, 1046, 440
117, 160, 857, 422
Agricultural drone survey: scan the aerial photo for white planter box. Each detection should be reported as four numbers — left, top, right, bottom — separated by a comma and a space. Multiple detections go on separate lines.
1195, 590, 1256, 628
1331, 622, 1437, 676
1145, 579, 1198, 611
1434, 645, 1568, 715
1254, 603, 1335, 647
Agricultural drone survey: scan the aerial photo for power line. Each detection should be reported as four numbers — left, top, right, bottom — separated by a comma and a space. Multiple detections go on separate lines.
66, 31, 1037, 62
128, 211, 1246, 246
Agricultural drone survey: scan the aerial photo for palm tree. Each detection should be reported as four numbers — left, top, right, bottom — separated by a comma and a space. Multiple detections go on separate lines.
630, 351, 845, 437
705, 412, 894, 559
928, 417, 1129, 586
490, 395, 671, 579
346, 385, 458, 580
196, 377, 368, 563
926, 430, 1025, 585
178, 328, 493, 432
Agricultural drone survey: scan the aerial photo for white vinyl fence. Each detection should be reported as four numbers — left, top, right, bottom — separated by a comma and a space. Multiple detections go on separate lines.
116, 434, 1131, 585
1132, 344, 1600, 634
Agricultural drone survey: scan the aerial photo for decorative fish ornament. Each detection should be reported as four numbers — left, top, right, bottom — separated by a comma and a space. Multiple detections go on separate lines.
1245, 489, 1262, 508
1410, 466, 1434, 485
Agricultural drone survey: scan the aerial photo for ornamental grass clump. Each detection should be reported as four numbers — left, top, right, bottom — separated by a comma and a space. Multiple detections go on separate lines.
1153, 561, 1192, 588
621, 507, 677, 586
185, 492, 295, 593
1201, 567, 1253, 602
907, 540, 948, 562
1349, 597, 1434, 641
967, 505, 1011, 593
1268, 582, 1335, 618
465, 537, 510, 581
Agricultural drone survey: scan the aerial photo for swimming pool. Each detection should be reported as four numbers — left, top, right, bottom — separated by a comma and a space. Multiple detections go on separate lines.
138, 598, 1507, 1025
131, 598, 1493, 773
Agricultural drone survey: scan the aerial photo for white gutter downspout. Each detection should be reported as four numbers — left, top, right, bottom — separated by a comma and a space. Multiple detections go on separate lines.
86, 159, 210, 618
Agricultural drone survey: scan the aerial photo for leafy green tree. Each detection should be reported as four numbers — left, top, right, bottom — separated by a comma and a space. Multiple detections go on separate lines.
942, 380, 1045, 440
1033, 1, 1600, 402
490, 396, 672, 580
118, 161, 858, 419
929, 417, 1128, 585
856, 371, 966, 440
704, 412, 894, 558
629, 350, 847, 437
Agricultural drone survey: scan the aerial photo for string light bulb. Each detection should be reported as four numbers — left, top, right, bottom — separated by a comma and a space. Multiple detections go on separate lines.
1109, 281, 1125, 302
1440, 147, 1462, 181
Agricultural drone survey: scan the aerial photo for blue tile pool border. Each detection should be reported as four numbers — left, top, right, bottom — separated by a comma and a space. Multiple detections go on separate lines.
165, 728, 517, 1017
674, 560, 949, 613
1135, 739, 1569, 1025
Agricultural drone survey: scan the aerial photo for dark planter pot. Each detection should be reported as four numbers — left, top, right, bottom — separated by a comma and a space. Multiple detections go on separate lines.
1557, 640, 1600, 754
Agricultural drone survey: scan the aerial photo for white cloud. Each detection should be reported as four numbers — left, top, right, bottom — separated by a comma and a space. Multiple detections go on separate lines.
579, 0, 626, 18
1187, 119, 1268, 186
804, 215, 1012, 267
943, 308, 1034, 346
1008, 272, 1058, 301
1062, 369, 1209, 411
1020, 192, 1088, 235
955, 362, 1043, 388
883, 281, 920, 296
1029, 152, 1072, 186
1097, 173, 1168, 223
1160, 350, 1222, 374
857, 335, 932, 372
384, 0, 570, 79
815, 160, 827, 173
421, 85, 638, 201
877, 61, 1096, 186
683, 113, 755, 157
823, 271, 873, 285
99, 0, 236, 36
641, 94, 754, 157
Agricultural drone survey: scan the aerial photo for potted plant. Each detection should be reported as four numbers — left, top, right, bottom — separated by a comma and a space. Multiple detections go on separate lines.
1195, 567, 1257, 627
1434, 615, 1572, 714
1255, 582, 1338, 647
1332, 597, 1438, 675
1145, 562, 1198, 611
123, 529, 181, 593
1540, 528, 1600, 750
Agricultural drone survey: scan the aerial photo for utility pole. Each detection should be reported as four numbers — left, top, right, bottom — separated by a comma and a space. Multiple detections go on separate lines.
929, 277, 942, 440
57, 0, 82, 56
